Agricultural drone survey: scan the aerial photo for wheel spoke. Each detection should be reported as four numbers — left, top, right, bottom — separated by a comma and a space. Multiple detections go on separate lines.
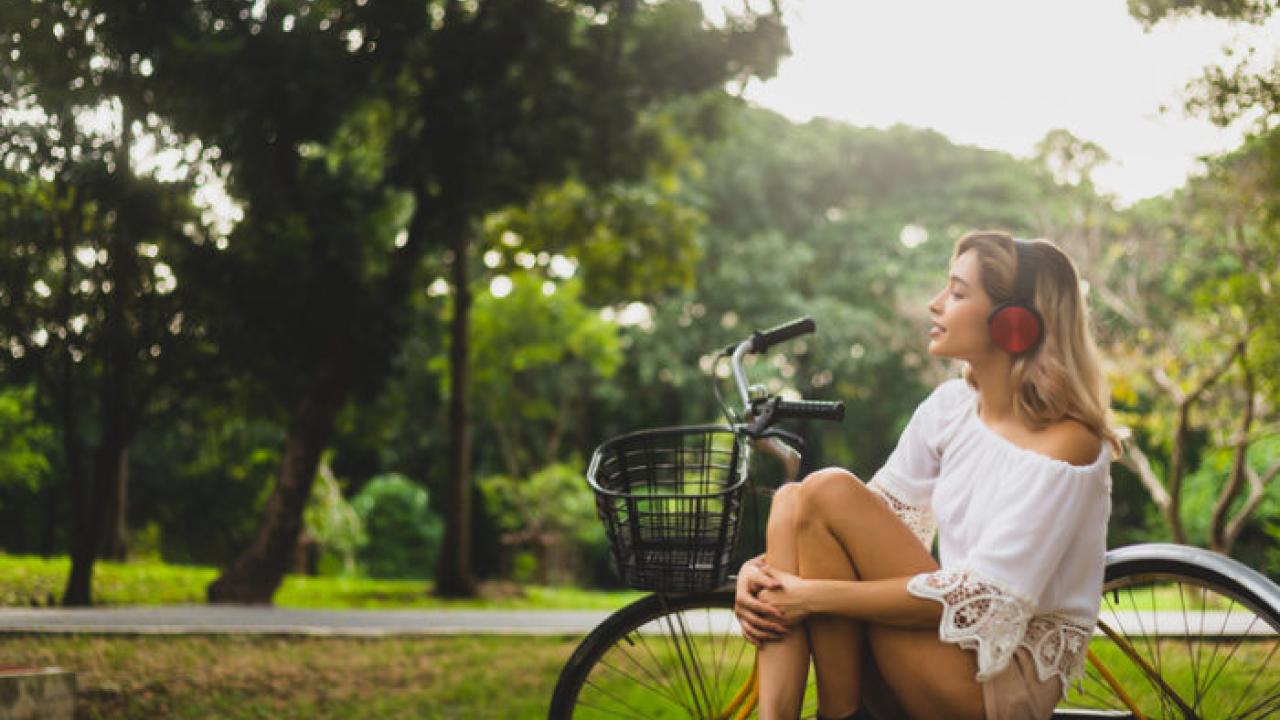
1070, 560, 1280, 720
555, 593, 817, 718
663, 608, 710, 716
1224, 635, 1280, 720
632, 619, 702, 715
596, 652, 689, 710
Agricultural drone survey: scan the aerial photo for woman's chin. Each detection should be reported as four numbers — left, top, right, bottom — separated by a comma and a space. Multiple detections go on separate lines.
927, 341, 963, 361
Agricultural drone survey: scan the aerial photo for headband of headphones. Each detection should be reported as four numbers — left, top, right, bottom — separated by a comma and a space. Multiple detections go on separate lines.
986, 237, 1044, 354
1011, 238, 1036, 307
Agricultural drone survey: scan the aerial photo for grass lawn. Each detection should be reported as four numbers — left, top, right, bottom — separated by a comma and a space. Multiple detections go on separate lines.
3, 634, 577, 719
9, 632, 1274, 719
0, 554, 643, 610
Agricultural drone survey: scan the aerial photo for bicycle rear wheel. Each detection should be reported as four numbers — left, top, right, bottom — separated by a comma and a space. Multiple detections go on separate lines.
1056, 544, 1280, 720
549, 590, 818, 719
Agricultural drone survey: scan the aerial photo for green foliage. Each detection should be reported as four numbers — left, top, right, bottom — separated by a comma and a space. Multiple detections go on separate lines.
0, 554, 642, 609
433, 272, 622, 482
304, 455, 367, 576
351, 474, 442, 580
127, 413, 284, 566
0, 385, 52, 500
478, 460, 604, 583
1127, 1, 1280, 126
1127, 0, 1276, 27
488, 177, 706, 305
1181, 435, 1280, 573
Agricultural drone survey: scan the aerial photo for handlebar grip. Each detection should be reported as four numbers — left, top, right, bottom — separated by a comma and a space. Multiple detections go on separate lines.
751, 317, 815, 353
772, 399, 845, 422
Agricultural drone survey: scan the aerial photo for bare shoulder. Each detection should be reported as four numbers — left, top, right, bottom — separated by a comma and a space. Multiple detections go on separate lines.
1030, 419, 1102, 467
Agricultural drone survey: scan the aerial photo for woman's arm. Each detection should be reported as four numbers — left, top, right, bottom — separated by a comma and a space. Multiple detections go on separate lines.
756, 565, 942, 630
803, 577, 942, 628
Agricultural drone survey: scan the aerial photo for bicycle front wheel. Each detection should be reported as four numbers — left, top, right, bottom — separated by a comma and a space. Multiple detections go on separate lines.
549, 590, 818, 719
1058, 544, 1280, 720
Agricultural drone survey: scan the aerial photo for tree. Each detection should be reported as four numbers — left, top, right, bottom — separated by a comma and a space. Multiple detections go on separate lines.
1084, 130, 1280, 556
0, 1, 211, 602
399, 1, 789, 597
1128, 0, 1280, 126
50, 0, 787, 602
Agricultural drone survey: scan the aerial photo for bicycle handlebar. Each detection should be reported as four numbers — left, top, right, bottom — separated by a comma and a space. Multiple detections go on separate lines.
773, 398, 845, 422
721, 316, 844, 432
751, 317, 815, 353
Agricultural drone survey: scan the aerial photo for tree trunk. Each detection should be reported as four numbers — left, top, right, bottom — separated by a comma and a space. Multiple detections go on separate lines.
1166, 402, 1191, 545
60, 449, 93, 606
434, 231, 478, 597
40, 483, 59, 558
63, 439, 126, 606
207, 377, 347, 604
102, 447, 129, 560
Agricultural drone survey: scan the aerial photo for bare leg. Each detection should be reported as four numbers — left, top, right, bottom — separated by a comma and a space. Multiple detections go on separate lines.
790, 469, 984, 720
794, 475, 869, 718
757, 482, 810, 720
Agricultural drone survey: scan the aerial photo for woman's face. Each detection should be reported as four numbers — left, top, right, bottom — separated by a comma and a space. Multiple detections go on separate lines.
927, 249, 997, 360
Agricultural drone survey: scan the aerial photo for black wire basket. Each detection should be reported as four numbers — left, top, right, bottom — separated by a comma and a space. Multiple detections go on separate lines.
587, 425, 749, 593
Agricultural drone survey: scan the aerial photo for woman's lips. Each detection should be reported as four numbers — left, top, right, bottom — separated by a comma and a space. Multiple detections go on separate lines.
929, 324, 945, 337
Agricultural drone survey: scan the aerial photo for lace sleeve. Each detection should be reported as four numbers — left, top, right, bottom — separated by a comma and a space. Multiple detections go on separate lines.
868, 478, 935, 549
906, 567, 1035, 681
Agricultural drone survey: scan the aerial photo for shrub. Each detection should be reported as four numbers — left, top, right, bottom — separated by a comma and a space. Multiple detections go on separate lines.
351, 474, 441, 579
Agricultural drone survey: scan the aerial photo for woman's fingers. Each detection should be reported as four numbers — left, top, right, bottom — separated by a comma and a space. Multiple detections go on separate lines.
753, 564, 784, 591
734, 596, 788, 639
736, 610, 784, 645
740, 592, 784, 622
746, 566, 782, 594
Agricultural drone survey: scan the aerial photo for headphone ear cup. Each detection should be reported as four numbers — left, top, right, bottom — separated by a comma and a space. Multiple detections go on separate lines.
988, 303, 1043, 354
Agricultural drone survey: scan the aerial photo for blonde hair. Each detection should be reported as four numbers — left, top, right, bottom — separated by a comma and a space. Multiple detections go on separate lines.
954, 230, 1123, 457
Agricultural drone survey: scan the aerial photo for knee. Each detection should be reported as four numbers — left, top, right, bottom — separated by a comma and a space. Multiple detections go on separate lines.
797, 467, 865, 518
773, 481, 803, 509
767, 482, 802, 530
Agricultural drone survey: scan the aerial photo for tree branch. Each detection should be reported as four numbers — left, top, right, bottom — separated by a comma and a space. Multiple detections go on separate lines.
1116, 430, 1176, 521
1211, 344, 1253, 552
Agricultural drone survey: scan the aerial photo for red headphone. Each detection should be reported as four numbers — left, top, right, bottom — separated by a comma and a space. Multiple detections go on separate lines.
987, 238, 1044, 354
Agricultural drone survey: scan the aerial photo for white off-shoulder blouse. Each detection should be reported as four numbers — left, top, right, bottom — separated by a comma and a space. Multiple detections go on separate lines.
866, 377, 1112, 692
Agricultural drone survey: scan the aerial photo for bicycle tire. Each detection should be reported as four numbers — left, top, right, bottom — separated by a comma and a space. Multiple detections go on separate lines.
548, 589, 818, 719
1057, 543, 1280, 720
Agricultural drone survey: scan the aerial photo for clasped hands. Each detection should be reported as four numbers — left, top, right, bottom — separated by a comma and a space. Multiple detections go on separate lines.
733, 558, 811, 647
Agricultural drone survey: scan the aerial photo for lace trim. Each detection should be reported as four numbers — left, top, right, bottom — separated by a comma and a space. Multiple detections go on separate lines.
909, 568, 1032, 681
1022, 613, 1093, 692
867, 479, 935, 548
907, 568, 1085, 691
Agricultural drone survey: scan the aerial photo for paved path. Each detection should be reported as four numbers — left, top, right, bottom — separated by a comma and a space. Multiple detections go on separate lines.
0, 606, 615, 636
1, 606, 1273, 637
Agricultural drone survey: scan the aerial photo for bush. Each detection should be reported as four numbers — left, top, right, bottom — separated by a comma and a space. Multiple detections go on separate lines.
478, 460, 607, 585
304, 457, 367, 576
351, 474, 442, 579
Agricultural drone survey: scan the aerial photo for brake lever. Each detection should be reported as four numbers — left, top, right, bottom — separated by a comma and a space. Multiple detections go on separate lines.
759, 426, 805, 452
750, 431, 803, 485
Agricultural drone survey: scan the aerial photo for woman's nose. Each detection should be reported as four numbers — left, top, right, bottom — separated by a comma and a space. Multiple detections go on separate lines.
927, 291, 943, 314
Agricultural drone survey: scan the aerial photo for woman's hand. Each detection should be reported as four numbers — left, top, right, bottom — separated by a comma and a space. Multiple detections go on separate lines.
755, 565, 812, 627
733, 558, 788, 646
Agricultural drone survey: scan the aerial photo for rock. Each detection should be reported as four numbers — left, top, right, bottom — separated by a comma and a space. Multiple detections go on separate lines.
0, 667, 76, 720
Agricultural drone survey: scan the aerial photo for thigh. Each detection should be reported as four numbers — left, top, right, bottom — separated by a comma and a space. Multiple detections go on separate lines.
798, 468, 937, 582
868, 625, 985, 720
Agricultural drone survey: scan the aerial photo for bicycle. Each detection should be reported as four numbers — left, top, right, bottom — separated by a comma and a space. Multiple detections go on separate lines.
549, 317, 1280, 719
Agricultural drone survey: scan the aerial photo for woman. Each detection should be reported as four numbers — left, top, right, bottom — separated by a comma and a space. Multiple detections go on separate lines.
734, 230, 1122, 720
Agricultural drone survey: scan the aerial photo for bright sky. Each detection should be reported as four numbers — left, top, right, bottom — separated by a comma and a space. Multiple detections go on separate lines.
707, 0, 1280, 205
